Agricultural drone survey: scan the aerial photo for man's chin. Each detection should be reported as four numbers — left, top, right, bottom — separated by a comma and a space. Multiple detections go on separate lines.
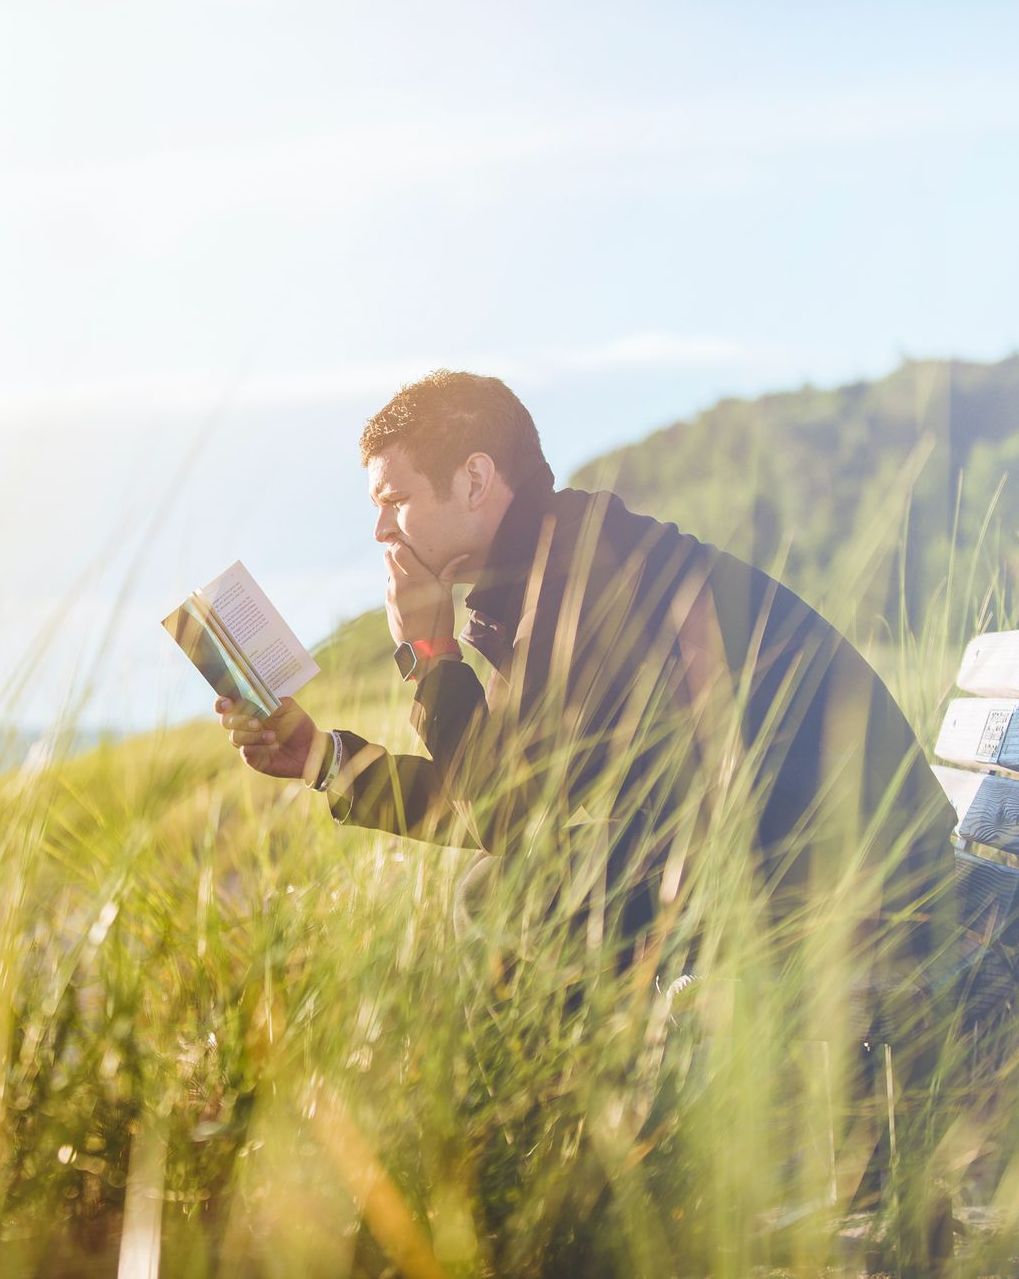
448, 558, 477, 586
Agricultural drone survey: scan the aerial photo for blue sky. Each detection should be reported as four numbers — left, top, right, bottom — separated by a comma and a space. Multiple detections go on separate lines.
3, 0, 1019, 732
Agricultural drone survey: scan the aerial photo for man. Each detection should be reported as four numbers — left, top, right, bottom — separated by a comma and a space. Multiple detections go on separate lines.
217, 369, 956, 995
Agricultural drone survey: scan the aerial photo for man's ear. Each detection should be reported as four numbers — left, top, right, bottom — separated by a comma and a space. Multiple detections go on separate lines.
461, 452, 498, 510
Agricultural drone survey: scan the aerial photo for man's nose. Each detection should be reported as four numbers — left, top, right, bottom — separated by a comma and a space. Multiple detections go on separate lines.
374, 509, 395, 543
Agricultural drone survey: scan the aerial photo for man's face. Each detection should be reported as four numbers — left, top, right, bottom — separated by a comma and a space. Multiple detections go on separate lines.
368, 445, 474, 578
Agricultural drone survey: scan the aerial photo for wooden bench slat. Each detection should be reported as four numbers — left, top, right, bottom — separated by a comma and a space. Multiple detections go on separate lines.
934, 766, 1019, 858
931, 765, 985, 821
935, 762, 1019, 854
955, 849, 1019, 927
958, 776, 1019, 859
934, 698, 1019, 770
958, 630, 1019, 697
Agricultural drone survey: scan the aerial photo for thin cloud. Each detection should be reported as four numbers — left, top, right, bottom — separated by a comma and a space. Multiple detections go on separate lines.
0, 361, 429, 426
0, 333, 775, 428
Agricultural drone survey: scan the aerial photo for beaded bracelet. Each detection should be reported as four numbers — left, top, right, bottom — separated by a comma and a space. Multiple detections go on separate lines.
310, 729, 343, 792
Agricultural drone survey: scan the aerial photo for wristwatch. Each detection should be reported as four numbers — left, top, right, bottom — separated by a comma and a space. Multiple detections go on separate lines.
394, 638, 462, 682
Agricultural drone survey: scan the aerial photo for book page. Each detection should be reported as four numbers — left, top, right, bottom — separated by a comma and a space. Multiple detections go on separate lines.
198, 561, 320, 698
161, 599, 276, 716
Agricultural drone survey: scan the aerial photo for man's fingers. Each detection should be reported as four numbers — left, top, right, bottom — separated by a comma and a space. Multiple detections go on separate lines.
385, 539, 436, 578
221, 712, 262, 730
384, 542, 413, 576
229, 728, 276, 747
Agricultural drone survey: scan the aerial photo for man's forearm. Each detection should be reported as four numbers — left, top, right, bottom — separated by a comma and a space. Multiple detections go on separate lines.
411, 660, 489, 777
410, 659, 552, 857
325, 727, 477, 849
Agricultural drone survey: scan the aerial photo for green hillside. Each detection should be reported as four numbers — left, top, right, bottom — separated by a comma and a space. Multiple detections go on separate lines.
571, 354, 1019, 637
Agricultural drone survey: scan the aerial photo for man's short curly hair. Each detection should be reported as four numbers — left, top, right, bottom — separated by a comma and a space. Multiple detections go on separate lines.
359, 370, 548, 496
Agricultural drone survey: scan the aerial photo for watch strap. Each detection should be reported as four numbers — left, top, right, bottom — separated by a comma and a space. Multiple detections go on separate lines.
395, 638, 462, 681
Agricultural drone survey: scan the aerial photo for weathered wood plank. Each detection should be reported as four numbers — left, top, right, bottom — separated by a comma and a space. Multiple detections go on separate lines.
932, 765, 984, 821
934, 698, 1019, 770
959, 775, 1019, 858
958, 631, 1019, 697
933, 766, 1019, 857
954, 848, 1019, 956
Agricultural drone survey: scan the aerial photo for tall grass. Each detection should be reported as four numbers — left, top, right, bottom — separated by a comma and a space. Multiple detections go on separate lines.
2, 502, 1018, 1277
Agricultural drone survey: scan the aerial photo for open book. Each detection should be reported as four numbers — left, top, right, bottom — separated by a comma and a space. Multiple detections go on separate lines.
161, 561, 320, 717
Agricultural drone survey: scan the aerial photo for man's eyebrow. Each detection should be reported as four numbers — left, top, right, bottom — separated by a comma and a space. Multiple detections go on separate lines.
371, 486, 404, 506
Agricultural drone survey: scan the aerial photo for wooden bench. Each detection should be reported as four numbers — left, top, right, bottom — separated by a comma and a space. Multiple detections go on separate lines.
932, 630, 1019, 1028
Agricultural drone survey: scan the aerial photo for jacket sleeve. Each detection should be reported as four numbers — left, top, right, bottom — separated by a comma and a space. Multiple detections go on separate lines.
328, 726, 480, 849
408, 657, 554, 857
328, 650, 547, 858
410, 560, 656, 858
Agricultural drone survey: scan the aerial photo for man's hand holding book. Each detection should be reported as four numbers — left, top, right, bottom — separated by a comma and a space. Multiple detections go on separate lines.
214, 695, 330, 785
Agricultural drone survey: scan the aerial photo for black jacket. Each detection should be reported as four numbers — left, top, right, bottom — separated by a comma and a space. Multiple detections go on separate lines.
331, 465, 956, 965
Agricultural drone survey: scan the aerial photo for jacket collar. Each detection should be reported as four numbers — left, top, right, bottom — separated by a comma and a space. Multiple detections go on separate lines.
461, 461, 556, 667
